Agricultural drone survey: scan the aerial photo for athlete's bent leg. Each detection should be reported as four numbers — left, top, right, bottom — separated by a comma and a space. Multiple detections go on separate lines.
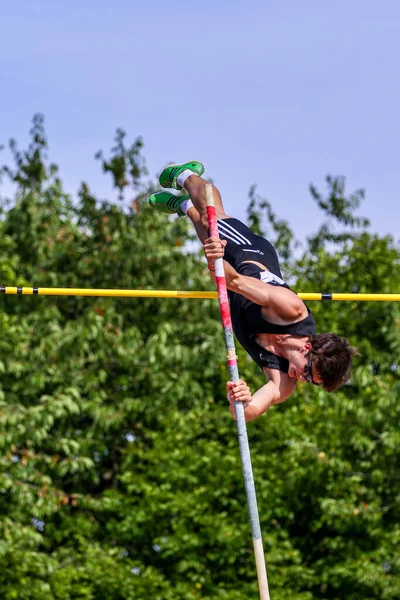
184, 175, 231, 232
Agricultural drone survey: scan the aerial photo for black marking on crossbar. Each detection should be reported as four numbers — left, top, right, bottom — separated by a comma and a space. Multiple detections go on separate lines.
17, 287, 23, 294
0, 286, 5, 294
322, 293, 332, 301
33, 288, 38, 295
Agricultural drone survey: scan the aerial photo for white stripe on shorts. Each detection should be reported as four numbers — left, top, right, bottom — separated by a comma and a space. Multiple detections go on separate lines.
216, 228, 242, 245
217, 221, 252, 245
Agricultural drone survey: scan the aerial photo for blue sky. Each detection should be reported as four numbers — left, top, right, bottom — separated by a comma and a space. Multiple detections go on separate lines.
1, 0, 399, 245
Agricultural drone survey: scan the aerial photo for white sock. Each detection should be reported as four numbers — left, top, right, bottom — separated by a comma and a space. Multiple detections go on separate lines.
177, 169, 199, 188
179, 198, 194, 215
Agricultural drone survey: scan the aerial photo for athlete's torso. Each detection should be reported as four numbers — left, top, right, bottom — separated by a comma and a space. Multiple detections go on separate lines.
215, 218, 317, 373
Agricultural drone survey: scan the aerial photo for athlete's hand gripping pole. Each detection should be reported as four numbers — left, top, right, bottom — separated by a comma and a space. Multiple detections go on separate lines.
205, 184, 270, 600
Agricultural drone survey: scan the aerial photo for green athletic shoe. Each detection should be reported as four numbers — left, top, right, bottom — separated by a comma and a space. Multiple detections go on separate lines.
159, 161, 204, 190
148, 191, 189, 217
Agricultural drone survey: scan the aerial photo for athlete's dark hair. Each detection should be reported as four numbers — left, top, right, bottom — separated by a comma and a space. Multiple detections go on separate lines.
310, 333, 358, 392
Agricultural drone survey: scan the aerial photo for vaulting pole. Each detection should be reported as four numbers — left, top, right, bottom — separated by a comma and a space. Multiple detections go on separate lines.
205, 184, 270, 600
0, 287, 399, 301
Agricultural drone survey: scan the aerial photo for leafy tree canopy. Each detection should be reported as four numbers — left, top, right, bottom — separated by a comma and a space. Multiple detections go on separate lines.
0, 115, 399, 599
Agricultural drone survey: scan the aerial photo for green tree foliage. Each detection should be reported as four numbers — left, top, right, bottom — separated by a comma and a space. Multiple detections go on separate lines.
0, 116, 399, 599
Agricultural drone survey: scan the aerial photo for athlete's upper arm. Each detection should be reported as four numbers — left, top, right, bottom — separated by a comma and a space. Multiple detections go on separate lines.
261, 286, 307, 322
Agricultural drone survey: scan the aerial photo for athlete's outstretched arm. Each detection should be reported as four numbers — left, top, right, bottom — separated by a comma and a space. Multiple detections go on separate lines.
227, 369, 297, 422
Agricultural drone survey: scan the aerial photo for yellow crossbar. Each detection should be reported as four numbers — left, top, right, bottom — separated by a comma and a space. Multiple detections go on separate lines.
0, 287, 400, 301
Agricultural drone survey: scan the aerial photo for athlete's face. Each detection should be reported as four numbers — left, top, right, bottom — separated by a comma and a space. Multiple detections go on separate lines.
288, 345, 323, 386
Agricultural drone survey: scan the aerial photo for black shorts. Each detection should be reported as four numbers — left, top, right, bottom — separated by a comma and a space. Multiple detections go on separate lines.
217, 217, 285, 281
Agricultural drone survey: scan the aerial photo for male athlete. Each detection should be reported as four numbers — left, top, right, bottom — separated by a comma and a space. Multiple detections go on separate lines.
149, 161, 356, 422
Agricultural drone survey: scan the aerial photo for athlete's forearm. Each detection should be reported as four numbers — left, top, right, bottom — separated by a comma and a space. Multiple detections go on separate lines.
224, 264, 272, 306
229, 380, 280, 422
207, 264, 217, 283
229, 402, 266, 422
205, 247, 271, 306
